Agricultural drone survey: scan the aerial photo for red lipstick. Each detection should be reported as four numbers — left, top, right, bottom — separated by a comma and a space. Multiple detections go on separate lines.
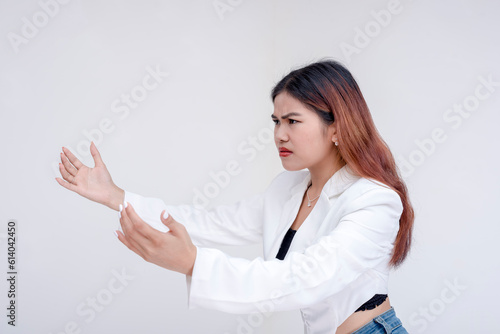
279, 147, 292, 157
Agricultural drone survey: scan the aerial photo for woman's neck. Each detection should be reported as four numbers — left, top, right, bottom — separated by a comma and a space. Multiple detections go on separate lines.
307, 161, 346, 197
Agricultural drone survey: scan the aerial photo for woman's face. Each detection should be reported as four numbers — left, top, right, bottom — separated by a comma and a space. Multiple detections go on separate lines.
272, 91, 338, 171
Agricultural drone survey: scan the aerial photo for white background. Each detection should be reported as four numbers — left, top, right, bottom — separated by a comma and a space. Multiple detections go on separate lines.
1, 0, 499, 333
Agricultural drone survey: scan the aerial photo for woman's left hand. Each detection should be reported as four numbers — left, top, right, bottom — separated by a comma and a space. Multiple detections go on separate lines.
116, 202, 197, 276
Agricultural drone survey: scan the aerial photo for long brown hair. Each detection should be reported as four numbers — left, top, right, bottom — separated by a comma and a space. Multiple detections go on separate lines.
271, 58, 414, 268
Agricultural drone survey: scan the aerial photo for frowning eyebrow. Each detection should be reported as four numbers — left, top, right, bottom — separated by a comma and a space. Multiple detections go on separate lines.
271, 112, 302, 120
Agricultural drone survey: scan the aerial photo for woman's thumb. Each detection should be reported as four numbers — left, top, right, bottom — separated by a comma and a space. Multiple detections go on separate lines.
90, 141, 105, 167
161, 210, 175, 229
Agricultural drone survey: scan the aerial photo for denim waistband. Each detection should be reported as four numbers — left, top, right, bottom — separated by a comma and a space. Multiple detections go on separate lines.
351, 306, 406, 334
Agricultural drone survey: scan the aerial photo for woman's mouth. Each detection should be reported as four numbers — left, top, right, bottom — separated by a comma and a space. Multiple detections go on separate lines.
279, 148, 293, 157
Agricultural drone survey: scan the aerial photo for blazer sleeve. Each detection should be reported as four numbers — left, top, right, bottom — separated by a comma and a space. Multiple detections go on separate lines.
123, 189, 266, 247
185, 185, 404, 313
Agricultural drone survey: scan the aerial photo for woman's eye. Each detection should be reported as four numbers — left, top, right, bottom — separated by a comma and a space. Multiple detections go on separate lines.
272, 119, 298, 125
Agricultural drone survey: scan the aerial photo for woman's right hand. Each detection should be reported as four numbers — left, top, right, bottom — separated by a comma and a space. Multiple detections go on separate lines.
55, 141, 124, 210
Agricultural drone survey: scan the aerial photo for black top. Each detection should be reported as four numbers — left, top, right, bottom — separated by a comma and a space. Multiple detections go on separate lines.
275, 227, 387, 313
275, 228, 297, 260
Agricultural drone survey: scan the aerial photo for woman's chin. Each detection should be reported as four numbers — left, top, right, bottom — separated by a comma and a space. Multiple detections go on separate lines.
281, 162, 304, 172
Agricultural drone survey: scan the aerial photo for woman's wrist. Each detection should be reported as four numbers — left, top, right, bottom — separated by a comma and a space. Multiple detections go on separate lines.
106, 185, 125, 211
185, 245, 197, 276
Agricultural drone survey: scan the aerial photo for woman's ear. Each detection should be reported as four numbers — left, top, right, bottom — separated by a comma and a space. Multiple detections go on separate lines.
328, 122, 338, 142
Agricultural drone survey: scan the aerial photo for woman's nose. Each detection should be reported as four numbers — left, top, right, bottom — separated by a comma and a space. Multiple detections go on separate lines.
275, 125, 288, 142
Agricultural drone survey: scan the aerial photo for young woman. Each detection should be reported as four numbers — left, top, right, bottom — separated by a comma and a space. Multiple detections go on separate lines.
56, 59, 414, 333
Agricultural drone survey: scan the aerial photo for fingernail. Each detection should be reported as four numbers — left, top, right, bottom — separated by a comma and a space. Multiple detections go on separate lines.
118, 211, 121, 219
163, 210, 169, 219
114, 230, 118, 237
119, 204, 123, 212
124, 202, 128, 208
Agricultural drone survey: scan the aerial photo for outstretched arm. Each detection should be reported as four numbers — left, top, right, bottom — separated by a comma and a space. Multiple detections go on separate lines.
120, 169, 288, 248
56, 142, 276, 248
114, 185, 403, 313
123, 190, 266, 247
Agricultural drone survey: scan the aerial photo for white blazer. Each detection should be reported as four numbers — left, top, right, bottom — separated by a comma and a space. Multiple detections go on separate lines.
123, 164, 404, 334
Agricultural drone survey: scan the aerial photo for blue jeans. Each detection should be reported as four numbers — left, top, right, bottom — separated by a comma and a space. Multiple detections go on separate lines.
351, 307, 408, 333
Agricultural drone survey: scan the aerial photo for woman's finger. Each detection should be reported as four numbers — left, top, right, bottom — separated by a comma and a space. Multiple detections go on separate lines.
119, 222, 149, 257
58, 162, 77, 185
115, 230, 146, 260
60, 152, 78, 177
124, 203, 158, 240
55, 176, 78, 192
119, 204, 151, 255
62, 146, 84, 170
90, 141, 105, 168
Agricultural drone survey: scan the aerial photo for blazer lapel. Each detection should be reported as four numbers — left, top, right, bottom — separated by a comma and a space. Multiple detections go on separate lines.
288, 195, 330, 254
264, 165, 361, 260
265, 172, 310, 259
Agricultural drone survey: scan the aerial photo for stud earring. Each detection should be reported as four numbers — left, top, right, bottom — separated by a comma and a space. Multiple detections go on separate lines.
335, 141, 338, 146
